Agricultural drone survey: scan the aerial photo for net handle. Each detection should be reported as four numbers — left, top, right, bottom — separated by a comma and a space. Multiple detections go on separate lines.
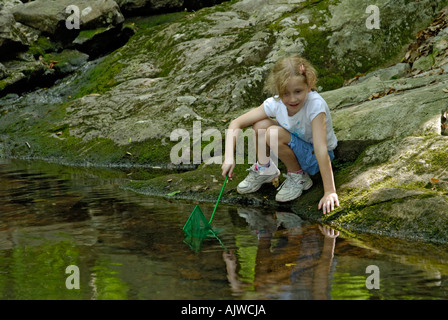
209, 174, 228, 224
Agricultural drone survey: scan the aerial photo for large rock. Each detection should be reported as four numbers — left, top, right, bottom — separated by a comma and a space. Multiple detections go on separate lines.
0, 0, 135, 96
11, 0, 124, 37
308, 6, 448, 242
310, 59, 448, 242
325, 0, 443, 75
327, 74, 447, 141
50, 0, 448, 149
0, 0, 446, 156
402, 5, 448, 71
0, 6, 30, 59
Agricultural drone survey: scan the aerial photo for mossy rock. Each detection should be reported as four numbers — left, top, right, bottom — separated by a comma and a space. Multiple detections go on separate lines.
42, 50, 89, 75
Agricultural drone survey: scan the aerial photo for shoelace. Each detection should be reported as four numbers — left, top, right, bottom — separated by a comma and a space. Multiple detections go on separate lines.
244, 165, 259, 182
276, 173, 303, 191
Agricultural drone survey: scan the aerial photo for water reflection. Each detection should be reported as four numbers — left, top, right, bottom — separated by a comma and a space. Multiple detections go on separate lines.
224, 209, 339, 299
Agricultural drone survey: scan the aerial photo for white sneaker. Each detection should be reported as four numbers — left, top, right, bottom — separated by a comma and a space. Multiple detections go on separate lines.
237, 161, 280, 194
275, 171, 313, 202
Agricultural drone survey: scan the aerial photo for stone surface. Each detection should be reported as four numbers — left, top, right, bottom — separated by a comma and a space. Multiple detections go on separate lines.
11, 0, 124, 35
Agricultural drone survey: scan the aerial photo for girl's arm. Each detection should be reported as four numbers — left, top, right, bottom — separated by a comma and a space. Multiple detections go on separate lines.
222, 103, 268, 178
312, 113, 339, 214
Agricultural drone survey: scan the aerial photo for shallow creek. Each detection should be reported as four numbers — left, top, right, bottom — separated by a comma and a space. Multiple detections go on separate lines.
1, 158, 448, 300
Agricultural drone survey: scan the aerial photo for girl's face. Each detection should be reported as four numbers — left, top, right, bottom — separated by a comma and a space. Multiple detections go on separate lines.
280, 77, 311, 116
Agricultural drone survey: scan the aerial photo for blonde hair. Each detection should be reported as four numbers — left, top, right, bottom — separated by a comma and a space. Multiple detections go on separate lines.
263, 55, 318, 97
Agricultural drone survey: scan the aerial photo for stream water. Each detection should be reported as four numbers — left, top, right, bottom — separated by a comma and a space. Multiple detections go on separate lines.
1, 158, 448, 300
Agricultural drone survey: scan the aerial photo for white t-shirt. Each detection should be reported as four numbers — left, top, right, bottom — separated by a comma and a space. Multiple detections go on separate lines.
263, 91, 338, 150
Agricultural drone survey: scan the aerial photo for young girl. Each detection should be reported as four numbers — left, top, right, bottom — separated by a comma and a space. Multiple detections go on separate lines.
221, 55, 339, 214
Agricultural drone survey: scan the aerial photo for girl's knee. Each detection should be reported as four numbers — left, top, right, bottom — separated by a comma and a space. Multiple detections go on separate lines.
266, 125, 290, 146
266, 125, 291, 147
253, 119, 277, 132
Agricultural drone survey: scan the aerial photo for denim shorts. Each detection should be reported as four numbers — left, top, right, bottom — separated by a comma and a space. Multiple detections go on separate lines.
288, 134, 335, 175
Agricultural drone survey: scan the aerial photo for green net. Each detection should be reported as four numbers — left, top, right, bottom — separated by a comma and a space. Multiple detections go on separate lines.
183, 205, 213, 238
183, 235, 206, 252
182, 176, 228, 252
182, 205, 220, 252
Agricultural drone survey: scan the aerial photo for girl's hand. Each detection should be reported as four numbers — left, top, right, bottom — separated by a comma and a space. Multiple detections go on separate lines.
221, 160, 235, 179
318, 192, 339, 214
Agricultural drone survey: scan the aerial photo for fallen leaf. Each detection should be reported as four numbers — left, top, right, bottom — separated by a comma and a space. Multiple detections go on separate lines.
285, 263, 296, 267
431, 178, 440, 183
167, 178, 173, 182
166, 190, 181, 196
443, 88, 448, 93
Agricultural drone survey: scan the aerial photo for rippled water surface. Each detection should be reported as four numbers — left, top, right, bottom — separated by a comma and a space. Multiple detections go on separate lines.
1, 159, 448, 300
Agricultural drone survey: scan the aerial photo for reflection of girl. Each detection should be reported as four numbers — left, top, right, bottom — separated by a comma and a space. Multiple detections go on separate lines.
289, 225, 338, 300
223, 208, 338, 299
